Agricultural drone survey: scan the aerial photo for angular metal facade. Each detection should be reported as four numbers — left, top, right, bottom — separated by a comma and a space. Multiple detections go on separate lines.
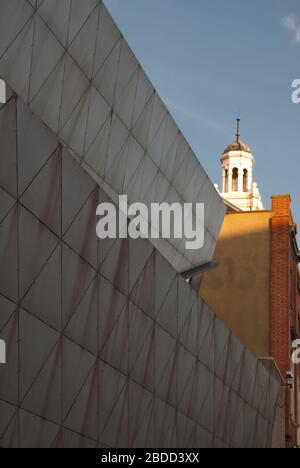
0, 0, 226, 274
0, 0, 280, 448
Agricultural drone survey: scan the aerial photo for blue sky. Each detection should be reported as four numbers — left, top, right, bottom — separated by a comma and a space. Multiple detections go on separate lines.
105, 0, 300, 223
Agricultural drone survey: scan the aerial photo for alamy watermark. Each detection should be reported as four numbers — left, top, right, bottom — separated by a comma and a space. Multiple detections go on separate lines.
96, 195, 205, 250
0, 339, 6, 365
0, 78, 6, 104
292, 340, 300, 365
291, 79, 300, 103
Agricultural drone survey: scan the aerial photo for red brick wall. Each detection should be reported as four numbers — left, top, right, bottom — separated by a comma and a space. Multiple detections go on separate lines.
271, 195, 291, 376
271, 195, 299, 448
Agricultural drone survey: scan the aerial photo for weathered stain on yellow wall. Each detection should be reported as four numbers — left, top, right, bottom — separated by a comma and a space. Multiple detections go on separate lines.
200, 211, 272, 357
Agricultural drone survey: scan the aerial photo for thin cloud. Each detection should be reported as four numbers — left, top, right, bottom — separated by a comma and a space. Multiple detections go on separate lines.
166, 100, 228, 136
282, 15, 300, 43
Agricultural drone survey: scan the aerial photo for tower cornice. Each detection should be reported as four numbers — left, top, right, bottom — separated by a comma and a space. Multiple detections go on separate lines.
220, 150, 255, 164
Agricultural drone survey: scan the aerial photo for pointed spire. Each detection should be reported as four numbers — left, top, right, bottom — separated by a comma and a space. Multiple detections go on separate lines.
236, 117, 241, 142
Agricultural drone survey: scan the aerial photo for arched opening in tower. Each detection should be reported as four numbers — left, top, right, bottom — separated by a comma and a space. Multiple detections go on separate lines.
232, 168, 238, 192
243, 169, 248, 192
225, 169, 229, 192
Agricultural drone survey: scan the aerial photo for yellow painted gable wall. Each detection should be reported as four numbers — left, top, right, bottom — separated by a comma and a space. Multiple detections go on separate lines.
200, 211, 272, 357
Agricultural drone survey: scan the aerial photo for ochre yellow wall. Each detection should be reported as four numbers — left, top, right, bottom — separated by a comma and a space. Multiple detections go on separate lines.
200, 211, 272, 357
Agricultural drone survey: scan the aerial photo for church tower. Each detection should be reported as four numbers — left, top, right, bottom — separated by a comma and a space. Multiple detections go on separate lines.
218, 118, 263, 211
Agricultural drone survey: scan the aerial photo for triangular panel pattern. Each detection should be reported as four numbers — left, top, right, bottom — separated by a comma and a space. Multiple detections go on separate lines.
0, 2, 281, 449
0, 0, 226, 274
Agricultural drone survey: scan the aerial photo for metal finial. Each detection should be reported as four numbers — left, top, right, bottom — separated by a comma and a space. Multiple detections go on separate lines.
236, 117, 241, 142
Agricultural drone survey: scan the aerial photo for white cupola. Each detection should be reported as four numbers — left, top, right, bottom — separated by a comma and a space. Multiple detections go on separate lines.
218, 118, 263, 211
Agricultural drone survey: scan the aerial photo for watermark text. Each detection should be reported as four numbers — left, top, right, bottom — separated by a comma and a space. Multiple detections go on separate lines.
0, 78, 6, 104
291, 79, 300, 103
0, 339, 6, 364
292, 339, 300, 364
96, 196, 205, 250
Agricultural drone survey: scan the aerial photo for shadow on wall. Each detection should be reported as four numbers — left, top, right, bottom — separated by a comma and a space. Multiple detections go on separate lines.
199, 223, 272, 358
